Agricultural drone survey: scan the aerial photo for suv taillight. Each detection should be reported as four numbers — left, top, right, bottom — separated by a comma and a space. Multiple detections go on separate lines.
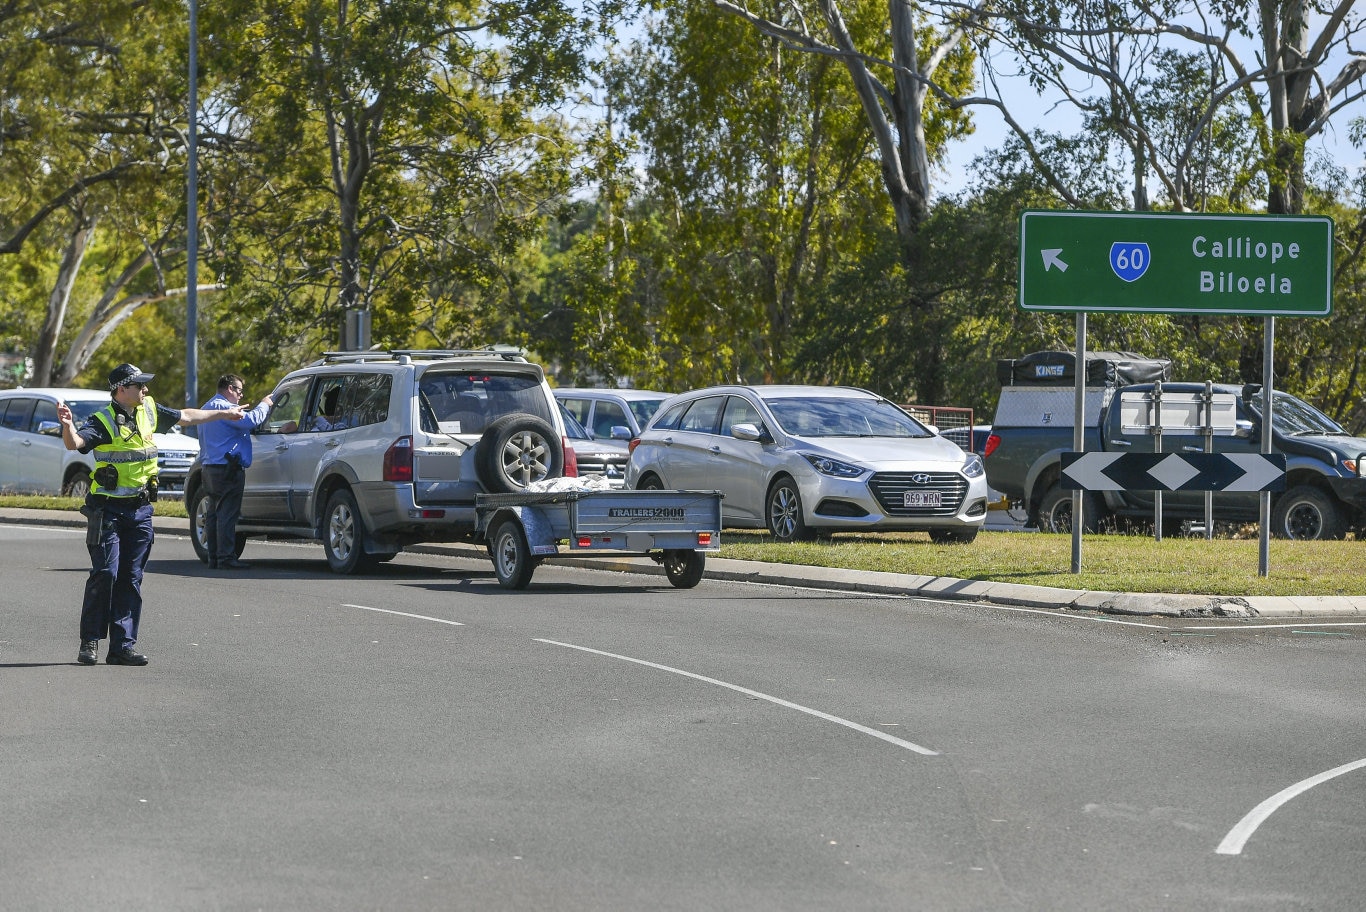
983, 433, 1001, 458
384, 436, 414, 482
562, 436, 578, 477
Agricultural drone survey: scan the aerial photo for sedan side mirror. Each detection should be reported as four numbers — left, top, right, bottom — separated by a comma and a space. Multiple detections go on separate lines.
731, 422, 771, 444
36, 419, 62, 436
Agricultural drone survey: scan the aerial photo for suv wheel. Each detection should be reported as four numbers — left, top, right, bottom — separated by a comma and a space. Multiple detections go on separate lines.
189, 485, 246, 564
476, 413, 563, 493
323, 488, 374, 574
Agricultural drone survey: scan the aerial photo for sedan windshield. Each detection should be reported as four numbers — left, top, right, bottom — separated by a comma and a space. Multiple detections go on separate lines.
1246, 392, 1348, 436
765, 397, 930, 438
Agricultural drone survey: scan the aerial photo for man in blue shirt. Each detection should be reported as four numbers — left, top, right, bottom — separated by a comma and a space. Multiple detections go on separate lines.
199, 374, 273, 570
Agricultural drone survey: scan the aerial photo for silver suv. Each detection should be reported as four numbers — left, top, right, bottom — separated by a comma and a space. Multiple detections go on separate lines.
185, 348, 571, 573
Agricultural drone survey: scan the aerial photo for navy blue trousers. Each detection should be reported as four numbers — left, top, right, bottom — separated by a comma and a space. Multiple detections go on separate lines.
202, 462, 245, 563
80, 501, 155, 649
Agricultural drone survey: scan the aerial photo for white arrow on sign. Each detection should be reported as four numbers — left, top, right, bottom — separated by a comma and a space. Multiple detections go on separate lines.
1221, 453, 1286, 491
1041, 248, 1069, 272
1061, 452, 1126, 490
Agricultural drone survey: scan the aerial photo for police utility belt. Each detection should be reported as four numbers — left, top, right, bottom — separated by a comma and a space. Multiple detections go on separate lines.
88, 474, 159, 506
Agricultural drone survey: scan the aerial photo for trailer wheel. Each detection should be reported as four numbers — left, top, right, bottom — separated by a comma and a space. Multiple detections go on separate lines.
491, 518, 536, 589
663, 549, 705, 588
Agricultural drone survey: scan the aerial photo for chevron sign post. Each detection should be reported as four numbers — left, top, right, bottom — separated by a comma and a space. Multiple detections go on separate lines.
1060, 452, 1286, 492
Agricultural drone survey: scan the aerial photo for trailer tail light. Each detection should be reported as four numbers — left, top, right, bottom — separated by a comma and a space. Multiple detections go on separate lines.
384, 436, 414, 481
983, 433, 1001, 458
562, 437, 578, 477
697, 532, 712, 546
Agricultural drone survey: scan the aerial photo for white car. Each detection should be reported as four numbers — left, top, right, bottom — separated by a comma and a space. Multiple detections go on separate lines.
626, 385, 990, 542
0, 387, 200, 498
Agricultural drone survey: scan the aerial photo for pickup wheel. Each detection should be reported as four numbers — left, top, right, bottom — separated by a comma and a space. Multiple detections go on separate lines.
476, 413, 563, 494
662, 549, 706, 588
491, 518, 536, 589
1271, 485, 1347, 540
1037, 484, 1102, 534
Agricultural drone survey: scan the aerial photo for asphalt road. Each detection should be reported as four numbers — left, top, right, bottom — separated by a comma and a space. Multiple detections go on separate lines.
3, 521, 1364, 911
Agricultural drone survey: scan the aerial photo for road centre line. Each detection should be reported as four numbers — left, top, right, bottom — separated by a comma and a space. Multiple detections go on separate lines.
342, 604, 465, 626
1217, 758, 1366, 855
534, 638, 938, 757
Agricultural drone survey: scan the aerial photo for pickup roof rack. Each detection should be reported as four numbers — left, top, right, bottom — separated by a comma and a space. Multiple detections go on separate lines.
313, 345, 529, 365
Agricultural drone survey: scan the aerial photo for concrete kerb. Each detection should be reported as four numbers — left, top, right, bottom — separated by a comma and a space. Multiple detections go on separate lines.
5, 508, 1362, 619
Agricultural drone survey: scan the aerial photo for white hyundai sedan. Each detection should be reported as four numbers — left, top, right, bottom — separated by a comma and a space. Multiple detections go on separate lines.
0, 387, 200, 498
625, 385, 989, 542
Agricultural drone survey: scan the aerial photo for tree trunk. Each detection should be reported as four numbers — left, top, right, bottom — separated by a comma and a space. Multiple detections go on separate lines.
32, 211, 96, 386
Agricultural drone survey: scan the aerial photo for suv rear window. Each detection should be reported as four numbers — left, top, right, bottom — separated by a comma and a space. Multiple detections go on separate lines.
420, 371, 555, 436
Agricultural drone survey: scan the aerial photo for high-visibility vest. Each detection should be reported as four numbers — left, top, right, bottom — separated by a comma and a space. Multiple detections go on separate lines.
90, 398, 159, 497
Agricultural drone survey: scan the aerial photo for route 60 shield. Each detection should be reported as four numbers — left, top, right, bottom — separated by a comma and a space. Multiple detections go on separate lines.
1110, 242, 1150, 283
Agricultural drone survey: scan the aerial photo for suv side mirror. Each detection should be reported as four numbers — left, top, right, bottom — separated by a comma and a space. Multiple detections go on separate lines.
610, 425, 633, 440
1234, 419, 1254, 439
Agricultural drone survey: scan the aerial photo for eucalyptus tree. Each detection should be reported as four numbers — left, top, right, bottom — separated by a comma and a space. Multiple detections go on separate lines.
609, 1, 974, 393
208, 0, 608, 353
0, 0, 209, 386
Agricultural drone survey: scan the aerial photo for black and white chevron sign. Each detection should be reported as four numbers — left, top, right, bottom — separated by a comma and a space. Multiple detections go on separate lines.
1060, 452, 1287, 493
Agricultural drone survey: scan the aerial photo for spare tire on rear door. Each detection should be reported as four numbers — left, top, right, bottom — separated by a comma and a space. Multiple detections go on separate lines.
476, 412, 564, 493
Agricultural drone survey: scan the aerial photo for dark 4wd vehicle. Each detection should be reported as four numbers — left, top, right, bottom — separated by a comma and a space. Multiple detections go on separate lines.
185, 348, 575, 573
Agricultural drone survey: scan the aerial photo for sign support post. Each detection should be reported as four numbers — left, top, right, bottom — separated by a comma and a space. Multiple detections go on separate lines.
1260, 317, 1275, 577
1071, 313, 1086, 573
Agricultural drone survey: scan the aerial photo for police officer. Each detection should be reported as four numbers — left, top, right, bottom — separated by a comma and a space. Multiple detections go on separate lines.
57, 363, 245, 666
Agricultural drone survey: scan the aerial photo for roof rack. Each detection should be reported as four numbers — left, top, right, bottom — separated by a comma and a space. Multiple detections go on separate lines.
314, 346, 529, 365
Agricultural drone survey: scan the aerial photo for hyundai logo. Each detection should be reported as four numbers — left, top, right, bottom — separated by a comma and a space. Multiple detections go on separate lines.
911, 473, 931, 485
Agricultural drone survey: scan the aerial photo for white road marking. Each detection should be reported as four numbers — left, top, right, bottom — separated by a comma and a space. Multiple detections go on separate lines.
1185, 622, 1366, 630
1216, 757, 1366, 855
535, 638, 938, 757
342, 604, 465, 626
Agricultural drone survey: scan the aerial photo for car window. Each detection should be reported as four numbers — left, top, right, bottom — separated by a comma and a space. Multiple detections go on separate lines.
420, 371, 552, 435
560, 405, 591, 440
765, 396, 931, 437
592, 400, 629, 438
559, 397, 589, 426
0, 397, 34, 432
629, 398, 667, 428
260, 376, 310, 434
31, 399, 59, 434
651, 400, 688, 431
721, 396, 764, 434
299, 373, 392, 432
677, 396, 725, 433
346, 373, 391, 428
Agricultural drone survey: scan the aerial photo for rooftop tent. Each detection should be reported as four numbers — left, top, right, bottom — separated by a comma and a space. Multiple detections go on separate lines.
995, 351, 1172, 388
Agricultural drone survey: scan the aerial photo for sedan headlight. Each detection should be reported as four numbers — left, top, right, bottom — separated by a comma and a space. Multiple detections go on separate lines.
962, 453, 985, 478
802, 453, 867, 478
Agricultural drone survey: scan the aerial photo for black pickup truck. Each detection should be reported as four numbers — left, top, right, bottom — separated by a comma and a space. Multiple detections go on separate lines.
983, 351, 1366, 539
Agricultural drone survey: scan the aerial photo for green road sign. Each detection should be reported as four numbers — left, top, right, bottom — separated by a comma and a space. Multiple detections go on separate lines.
1018, 210, 1333, 316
